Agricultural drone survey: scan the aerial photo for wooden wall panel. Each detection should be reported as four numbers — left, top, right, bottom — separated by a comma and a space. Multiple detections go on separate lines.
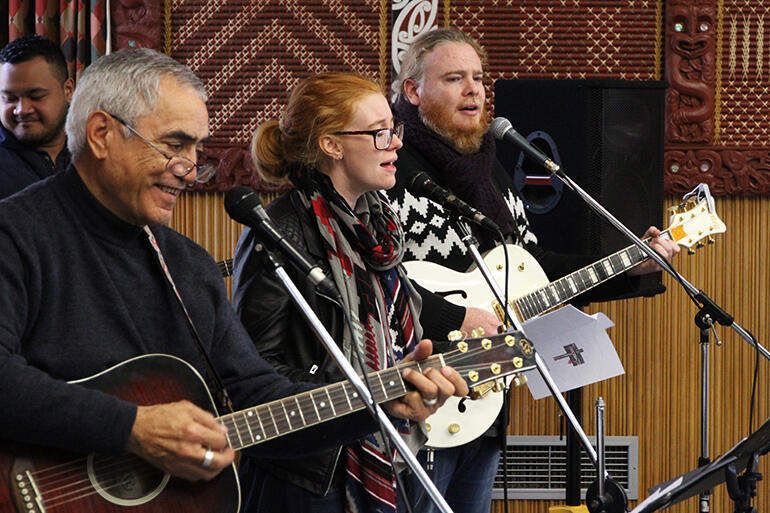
171, 192, 770, 512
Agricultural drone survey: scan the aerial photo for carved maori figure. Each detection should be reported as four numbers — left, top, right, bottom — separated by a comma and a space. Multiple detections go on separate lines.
112, 0, 162, 51
665, 0, 716, 144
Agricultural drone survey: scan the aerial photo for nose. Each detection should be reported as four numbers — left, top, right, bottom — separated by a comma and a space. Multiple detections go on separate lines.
390, 131, 403, 151
13, 97, 32, 117
462, 77, 475, 95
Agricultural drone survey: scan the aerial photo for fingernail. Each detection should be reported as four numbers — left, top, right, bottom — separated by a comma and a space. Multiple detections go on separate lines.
441, 367, 453, 377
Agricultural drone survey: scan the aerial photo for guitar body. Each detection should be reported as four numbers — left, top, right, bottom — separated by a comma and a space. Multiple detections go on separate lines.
0, 354, 240, 513
404, 244, 549, 312
404, 244, 549, 448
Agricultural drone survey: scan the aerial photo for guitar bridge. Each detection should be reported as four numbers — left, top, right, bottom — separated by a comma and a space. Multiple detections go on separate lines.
10, 458, 44, 513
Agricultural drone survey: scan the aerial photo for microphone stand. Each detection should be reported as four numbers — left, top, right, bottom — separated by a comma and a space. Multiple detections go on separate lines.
259, 248, 455, 513
545, 167, 769, 513
452, 221, 606, 473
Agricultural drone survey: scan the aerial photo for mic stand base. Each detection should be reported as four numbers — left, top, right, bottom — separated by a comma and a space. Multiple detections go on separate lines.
586, 478, 628, 513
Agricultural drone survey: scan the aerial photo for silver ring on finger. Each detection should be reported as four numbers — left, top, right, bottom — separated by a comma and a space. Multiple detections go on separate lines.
201, 448, 214, 468
422, 396, 438, 407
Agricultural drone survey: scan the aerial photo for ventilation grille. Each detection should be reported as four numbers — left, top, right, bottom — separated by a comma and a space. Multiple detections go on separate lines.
492, 435, 638, 500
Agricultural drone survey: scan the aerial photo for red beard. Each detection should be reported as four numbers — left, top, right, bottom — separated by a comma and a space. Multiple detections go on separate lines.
418, 98, 490, 154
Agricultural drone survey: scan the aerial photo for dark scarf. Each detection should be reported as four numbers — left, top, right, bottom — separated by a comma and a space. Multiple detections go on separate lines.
293, 168, 421, 512
392, 99, 514, 243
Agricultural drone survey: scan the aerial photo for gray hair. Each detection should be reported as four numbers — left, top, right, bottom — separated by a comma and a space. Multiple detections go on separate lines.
391, 28, 487, 102
66, 48, 207, 160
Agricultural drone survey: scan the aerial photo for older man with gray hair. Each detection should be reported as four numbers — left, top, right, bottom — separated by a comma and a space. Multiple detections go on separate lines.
0, 48, 461, 510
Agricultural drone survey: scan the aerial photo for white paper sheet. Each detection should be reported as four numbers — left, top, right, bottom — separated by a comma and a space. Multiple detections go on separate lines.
520, 305, 624, 400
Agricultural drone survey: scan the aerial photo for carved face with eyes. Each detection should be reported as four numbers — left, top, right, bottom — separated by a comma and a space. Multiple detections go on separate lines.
668, 1, 716, 59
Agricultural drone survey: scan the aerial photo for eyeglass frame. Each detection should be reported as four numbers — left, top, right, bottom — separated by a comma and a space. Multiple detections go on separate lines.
106, 113, 217, 185
332, 122, 404, 150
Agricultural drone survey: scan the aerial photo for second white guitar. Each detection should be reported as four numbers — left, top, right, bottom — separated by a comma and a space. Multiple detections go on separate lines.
405, 186, 726, 448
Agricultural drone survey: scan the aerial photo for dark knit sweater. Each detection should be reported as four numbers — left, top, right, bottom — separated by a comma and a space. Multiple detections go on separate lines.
0, 166, 374, 457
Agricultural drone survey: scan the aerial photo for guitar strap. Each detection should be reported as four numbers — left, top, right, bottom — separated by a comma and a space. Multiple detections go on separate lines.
144, 225, 235, 414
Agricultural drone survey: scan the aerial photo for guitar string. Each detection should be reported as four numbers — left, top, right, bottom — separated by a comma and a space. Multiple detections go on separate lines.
222, 344, 524, 447
36, 457, 164, 509
30, 341, 526, 507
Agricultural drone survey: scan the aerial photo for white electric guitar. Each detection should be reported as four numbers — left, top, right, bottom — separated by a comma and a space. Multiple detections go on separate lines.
405, 185, 726, 448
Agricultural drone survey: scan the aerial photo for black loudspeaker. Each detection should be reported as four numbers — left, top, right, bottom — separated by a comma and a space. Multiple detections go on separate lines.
493, 79, 666, 299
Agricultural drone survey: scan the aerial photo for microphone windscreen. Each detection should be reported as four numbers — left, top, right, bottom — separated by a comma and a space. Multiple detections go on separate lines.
490, 117, 512, 140
224, 186, 261, 225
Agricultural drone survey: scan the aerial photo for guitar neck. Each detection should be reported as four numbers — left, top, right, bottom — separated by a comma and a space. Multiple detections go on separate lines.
513, 232, 671, 321
218, 356, 442, 451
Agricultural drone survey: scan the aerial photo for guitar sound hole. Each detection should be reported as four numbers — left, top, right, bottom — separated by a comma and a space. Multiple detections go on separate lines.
436, 289, 468, 300
457, 397, 467, 413
88, 453, 170, 505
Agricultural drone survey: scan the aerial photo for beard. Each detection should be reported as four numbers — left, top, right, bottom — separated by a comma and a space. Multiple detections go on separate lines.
418, 99, 489, 154
12, 106, 68, 148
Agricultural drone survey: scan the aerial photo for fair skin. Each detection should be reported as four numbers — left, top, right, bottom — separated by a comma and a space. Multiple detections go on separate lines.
75, 78, 468, 481
403, 42, 488, 153
0, 56, 74, 161
319, 92, 401, 209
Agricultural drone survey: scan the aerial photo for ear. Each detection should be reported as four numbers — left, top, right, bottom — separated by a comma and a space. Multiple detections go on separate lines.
318, 134, 343, 160
63, 77, 75, 103
85, 111, 113, 160
403, 78, 421, 106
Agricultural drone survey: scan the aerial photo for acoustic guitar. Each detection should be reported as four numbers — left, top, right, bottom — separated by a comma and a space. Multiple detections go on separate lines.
0, 332, 535, 512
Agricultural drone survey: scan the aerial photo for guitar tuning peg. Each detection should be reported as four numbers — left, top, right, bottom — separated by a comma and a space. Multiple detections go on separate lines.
447, 330, 464, 342
688, 247, 697, 255
707, 236, 715, 244
686, 198, 698, 209
696, 241, 704, 249
470, 327, 485, 338
667, 205, 679, 215
513, 374, 528, 387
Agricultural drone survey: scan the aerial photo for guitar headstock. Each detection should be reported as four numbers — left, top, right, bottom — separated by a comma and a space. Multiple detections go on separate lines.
667, 183, 726, 253
439, 329, 537, 388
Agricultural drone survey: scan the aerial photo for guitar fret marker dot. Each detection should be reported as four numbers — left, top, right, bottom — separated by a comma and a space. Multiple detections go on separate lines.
320, 401, 326, 407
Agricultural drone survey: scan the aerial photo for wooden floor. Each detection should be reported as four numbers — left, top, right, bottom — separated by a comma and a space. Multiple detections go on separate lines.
172, 193, 770, 513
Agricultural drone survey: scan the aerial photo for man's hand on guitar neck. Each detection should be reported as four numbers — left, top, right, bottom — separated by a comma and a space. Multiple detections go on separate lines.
126, 400, 235, 481
627, 226, 681, 276
461, 307, 501, 336
383, 339, 470, 422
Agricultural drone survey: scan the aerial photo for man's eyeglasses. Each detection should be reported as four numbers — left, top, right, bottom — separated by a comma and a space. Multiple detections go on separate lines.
333, 122, 404, 151
107, 113, 216, 185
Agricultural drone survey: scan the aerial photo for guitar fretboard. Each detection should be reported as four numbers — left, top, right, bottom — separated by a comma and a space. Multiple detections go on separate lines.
218, 357, 442, 450
513, 232, 671, 321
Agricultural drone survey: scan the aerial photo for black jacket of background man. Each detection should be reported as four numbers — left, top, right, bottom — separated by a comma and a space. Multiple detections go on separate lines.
0, 124, 71, 200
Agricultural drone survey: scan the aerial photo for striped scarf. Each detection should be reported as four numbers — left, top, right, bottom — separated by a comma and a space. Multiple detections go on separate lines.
295, 168, 421, 512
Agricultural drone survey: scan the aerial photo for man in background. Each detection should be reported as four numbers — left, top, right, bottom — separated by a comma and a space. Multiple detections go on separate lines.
0, 34, 73, 199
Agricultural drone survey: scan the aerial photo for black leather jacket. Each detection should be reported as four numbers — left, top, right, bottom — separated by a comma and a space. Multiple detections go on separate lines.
232, 189, 466, 495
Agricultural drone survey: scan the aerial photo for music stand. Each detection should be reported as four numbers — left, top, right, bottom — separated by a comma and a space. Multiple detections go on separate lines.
631, 415, 770, 513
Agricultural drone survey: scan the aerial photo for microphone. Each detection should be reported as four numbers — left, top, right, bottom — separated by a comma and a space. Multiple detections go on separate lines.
490, 117, 561, 174
224, 186, 340, 299
406, 171, 500, 232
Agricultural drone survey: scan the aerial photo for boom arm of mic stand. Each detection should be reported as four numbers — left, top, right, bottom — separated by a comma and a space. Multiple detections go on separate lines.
259, 249, 455, 513
451, 221, 605, 474
548, 168, 770, 362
